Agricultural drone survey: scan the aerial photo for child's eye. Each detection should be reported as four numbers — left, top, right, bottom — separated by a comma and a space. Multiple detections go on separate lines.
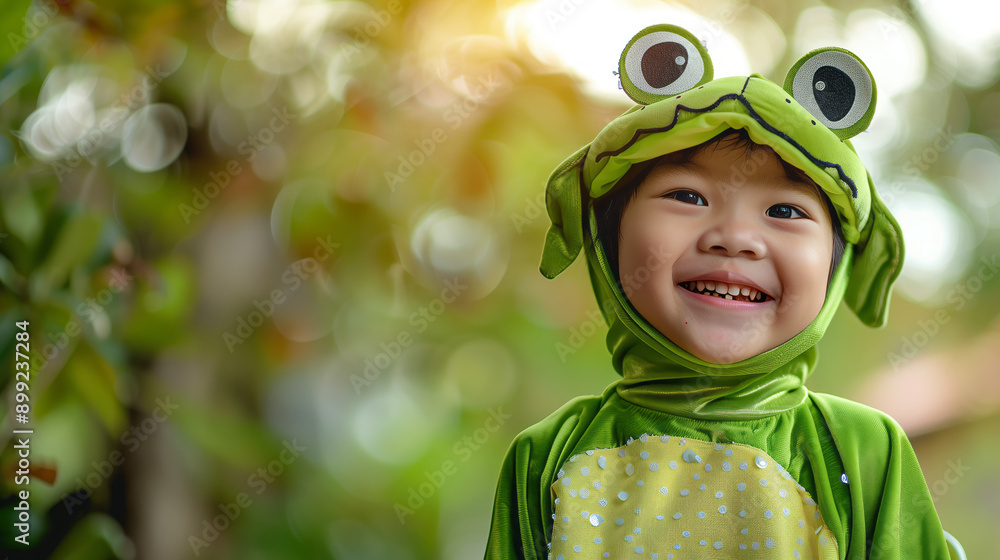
766, 204, 808, 219
663, 190, 706, 206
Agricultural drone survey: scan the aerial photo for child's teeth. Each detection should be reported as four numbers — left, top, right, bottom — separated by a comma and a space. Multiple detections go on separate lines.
705, 281, 716, 292
696, 280, 705, 292
750, 289, 758, 301
728, 284, 741, 296
740, 286, 750, 297
715, 281, 727, 294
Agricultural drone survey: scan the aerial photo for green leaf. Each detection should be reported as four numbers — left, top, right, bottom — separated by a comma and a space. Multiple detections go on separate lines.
0, 0, 33, 70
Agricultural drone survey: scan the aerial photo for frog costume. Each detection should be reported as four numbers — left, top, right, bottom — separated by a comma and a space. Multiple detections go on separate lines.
485, 24, 965, 560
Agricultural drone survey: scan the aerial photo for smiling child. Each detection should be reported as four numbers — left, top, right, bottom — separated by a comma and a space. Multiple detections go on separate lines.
485, 24, 964, 560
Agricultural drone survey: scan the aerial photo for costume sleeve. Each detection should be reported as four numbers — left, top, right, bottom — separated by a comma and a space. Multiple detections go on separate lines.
484, 396, 604, 560
812, 393, 953, 559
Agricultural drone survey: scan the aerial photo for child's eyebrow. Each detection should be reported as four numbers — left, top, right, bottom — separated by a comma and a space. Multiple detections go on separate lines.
643, 161, 710, 184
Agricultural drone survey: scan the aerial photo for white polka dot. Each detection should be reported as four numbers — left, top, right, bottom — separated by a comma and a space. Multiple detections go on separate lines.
719, 505, 727, 514
619, 450, 626, 457
682, 531, 690, 537
679, 437, 686, 445
650, 462, 659, 471
558, 469, 565, 478
697, 511, 705, 519
581, 467, 590, 476
640, 451, 650, 460
562, 478, 572, 486
714, 444, 724, 450
740, 544, 747, 550
693, 473, 700, 480
797, 537, 803, 545
563, 517, 569, 523
660, 435, 670, 443
705, 464, 712, 472
616, 518, 624, 526
581, 511, 589, 517
760, 478, 768, 487
819, 535, 829, 546
595, 537, 602, 544
673, 512, 681, 519
652, 554, 659, 560
740, 462, 748, 470
634, 546, 644, 554
599, 498, 608, 507
765, 538, 775, 549
626, 464, 635, 476
604, 554, 610, 559
640, 434, 649, 443
586, 449, 595, 455
715, 491, 723, 498
794, 551, 800, 559
569, 489, 577, 497
739, 510, 747, 517
669, 461, 678, 469
618, 491, 629, 501
783, 508, 790, 516
660, 486, 669, 495
634, 508, 641, 515
714, 541, 723, 550
594, 481, 602, 489
765, 510, 773, 519
580, 489, 590, 499
561, 535, 567, 540
699, 540, 706, 546
589, 514, 604, 526
574, 545, 582, 552
737, 483, 746, 491
755, 456, 767, 468
725, 449, 733, 456
625, 535, 634, 543
680, 489, 689, 496
598, 456, 607, 469
805, 497, 816, 506
779, 488, 787, 497
682, 449, 700, 463
798, 519, 805, 528
673, 544, 680, 550
741, 528, 748, 535
634, 528, 642, 535
752, 542, 759, 550
699, 484, 706, 491
636, 480, 644, 487
656, 515, 664, 520
722, 462, 731, 471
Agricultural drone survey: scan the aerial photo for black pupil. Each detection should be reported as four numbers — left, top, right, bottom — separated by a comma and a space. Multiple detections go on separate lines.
642, 41, 688, 88
813, 65, 855, 122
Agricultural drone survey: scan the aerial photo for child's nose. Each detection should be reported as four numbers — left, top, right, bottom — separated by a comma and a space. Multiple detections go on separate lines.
696, 217, 767, 259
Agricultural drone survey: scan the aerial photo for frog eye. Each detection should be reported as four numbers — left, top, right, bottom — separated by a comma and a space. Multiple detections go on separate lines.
783, 47, 876, 140
618, 24, 713, 105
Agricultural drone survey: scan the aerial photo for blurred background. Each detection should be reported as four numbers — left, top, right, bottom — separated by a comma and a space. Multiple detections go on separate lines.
0, 0, 997, 558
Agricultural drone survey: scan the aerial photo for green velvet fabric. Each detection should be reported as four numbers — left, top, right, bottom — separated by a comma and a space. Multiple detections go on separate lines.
486, 46, 956, 559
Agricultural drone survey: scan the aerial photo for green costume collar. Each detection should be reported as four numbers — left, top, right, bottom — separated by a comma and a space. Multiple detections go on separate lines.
538, 25, 904, 420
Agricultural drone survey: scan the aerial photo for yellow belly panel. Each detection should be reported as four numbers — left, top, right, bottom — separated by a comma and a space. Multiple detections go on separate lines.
548, 433, 839, 559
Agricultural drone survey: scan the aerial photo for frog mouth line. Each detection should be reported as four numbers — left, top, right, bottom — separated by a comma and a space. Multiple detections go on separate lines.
679, 281, 771, 303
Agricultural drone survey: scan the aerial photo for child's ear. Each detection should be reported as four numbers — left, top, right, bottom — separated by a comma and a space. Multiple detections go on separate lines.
540, 144, 589, 279
843, 170, 904, 328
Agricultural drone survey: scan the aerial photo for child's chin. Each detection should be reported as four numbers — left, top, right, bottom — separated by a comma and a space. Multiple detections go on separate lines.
677, 331, 761, 365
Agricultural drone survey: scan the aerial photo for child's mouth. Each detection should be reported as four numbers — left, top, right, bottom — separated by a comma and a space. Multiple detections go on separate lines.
678, 280, 771, 303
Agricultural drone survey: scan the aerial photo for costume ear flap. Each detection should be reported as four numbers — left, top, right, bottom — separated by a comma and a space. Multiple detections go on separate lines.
844, 172, 905, 327
539, 144, 589, 279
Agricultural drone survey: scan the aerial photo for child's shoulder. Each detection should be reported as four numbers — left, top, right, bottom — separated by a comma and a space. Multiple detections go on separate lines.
516, 393, 605, 443
807, 391, 913, 460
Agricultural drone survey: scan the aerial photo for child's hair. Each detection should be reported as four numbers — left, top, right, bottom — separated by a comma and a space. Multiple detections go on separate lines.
594, 127, 846, 286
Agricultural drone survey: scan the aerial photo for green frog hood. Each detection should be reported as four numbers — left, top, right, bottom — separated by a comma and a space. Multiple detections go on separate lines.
538, 24, 904, 421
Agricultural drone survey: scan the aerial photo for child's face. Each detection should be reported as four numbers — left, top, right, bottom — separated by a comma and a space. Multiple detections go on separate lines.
617, 142, 834, 364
